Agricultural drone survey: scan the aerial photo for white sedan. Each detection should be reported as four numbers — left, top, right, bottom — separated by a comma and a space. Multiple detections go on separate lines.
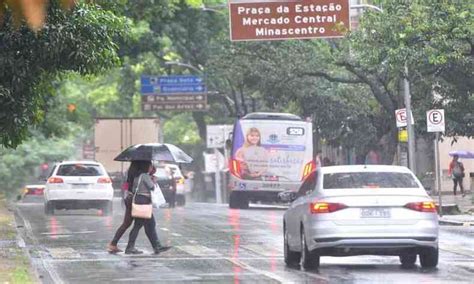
44, 161, 114, 215
281, 165, 439, 269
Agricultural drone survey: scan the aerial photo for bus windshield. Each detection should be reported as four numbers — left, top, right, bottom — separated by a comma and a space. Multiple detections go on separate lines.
230, 116, 313, 182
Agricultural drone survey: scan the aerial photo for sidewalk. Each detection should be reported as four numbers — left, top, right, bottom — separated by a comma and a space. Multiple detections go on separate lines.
0, 196, 35, 283
430, 190, 474, 226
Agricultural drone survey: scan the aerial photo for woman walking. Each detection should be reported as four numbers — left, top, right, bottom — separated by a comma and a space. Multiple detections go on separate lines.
125, 162, 170, 254
448, 154, 465, 197
107, 161, 142, 253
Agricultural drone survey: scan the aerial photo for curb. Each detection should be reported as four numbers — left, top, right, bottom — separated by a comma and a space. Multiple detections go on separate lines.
439, 219, 474, 226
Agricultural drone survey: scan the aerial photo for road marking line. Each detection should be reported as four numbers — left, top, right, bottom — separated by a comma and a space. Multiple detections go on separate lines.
160, 227, 169, 231
41, 230, 94, 235
226, 258, 287, 283
241, 244, 283, 257
177, 245, 220, 256
171, 233, 182, 237
48, 256, 285, 262
48, 247, 81, 259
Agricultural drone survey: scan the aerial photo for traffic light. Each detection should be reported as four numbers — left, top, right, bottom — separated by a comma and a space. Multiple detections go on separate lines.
66, 103, 78, 121
67, 103, 76, 113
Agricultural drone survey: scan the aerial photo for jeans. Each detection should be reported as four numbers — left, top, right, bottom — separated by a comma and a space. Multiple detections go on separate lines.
127, 195, 161, 249
110, 194, 133, 246
453, 177, 464, 195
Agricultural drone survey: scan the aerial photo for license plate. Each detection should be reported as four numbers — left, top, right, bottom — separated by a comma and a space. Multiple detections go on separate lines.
262, 183, 280, 189
360, 208, 391, 218
72, 184, 89, 189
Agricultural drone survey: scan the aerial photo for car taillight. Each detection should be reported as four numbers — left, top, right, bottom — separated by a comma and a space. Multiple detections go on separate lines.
98, 177, 112, 183
404, 201, 437, 213
47, 177, 64, 183
310, 202, 348, 214
229, 159, 242, 178
301, 160, 315, 181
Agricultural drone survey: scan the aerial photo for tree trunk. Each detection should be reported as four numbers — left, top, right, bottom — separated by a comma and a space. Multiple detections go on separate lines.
192, 112, 207, 142
379, 123, 398, 165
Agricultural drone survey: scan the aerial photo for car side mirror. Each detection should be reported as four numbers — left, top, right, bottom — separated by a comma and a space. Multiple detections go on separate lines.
278, 191, 297, 203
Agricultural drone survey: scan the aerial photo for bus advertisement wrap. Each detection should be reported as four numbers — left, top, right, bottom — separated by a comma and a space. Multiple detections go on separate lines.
231, 120, 310, 182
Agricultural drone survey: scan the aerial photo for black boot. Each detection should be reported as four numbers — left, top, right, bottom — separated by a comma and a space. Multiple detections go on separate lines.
125, 243, 143, 254
153, 244, 171, 254
125, 247, 143, 254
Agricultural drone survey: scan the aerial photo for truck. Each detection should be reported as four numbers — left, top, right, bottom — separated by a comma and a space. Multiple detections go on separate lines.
92, 117, 161, 186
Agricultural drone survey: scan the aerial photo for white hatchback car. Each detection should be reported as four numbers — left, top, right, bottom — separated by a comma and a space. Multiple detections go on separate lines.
44, 161, 114, 215
281, 165, 439, 269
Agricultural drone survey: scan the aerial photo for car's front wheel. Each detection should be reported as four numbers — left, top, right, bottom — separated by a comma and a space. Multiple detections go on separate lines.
229, 191, 248, 209
399, 253, 417, 267
419, 247, 438, 268
300, 226, 319, 269
284, 224, 301, 267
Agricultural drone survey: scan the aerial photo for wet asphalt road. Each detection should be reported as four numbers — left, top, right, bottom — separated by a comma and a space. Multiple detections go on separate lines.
14, 197, 474, 283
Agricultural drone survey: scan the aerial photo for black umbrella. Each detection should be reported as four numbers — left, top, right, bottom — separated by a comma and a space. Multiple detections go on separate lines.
114, 143, 193, 163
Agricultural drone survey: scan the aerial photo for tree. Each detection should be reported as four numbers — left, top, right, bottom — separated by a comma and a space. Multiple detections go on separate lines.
0, 2, 126, 147
0, 0, 75, 31
0, 131, 77, 196
206, 1, 472, 164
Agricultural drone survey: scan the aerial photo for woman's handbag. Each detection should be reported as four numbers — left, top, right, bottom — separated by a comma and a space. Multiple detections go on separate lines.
131, 175, 153, 219
152, 184, 167, 208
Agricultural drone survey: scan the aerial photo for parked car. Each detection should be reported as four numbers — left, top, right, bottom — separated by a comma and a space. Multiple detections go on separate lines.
154, 163, 188, 206
281, 165, 439, 269
20, 184, 45, 202
44, 161, 114, 215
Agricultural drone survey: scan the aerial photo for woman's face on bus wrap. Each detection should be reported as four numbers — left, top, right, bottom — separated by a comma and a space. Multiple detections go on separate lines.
247, 131, 260, 145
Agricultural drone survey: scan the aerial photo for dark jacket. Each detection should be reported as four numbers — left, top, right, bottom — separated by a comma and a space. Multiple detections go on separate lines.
132, 173, 154, 204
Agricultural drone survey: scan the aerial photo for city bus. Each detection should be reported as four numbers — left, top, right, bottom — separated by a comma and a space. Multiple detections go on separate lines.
228, 112, 314, 209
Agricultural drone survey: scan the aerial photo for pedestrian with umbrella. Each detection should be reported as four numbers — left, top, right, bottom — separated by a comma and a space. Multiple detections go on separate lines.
107, 160, 142, 253
108, 143, 193, 254
124, 161, 170, 254
448, 151, 471, 197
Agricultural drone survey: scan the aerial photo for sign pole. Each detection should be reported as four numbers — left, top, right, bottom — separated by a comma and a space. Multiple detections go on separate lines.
214, 148, 222, 204
221, 127, 228, 203
427, 108, 445, 215
404, 64, 416, 173
434, 132, 442, 216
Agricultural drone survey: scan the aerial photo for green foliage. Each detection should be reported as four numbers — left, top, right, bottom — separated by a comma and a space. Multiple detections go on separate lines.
0, 132, 76, 196
2, 0, 470, 174
0, 2, 126, 148
163, 113, 201, 145
204, 1, 472, 163
350, 1, 473, 138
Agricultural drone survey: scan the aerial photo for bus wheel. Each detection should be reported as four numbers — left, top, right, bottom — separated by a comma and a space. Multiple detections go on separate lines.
229, 191, 240, 209
239, 196, 249, 209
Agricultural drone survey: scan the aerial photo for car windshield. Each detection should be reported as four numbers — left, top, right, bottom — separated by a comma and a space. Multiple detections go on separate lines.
323, 172, 419, 189
155, 168, 171, 180
57, 164, 104, 176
